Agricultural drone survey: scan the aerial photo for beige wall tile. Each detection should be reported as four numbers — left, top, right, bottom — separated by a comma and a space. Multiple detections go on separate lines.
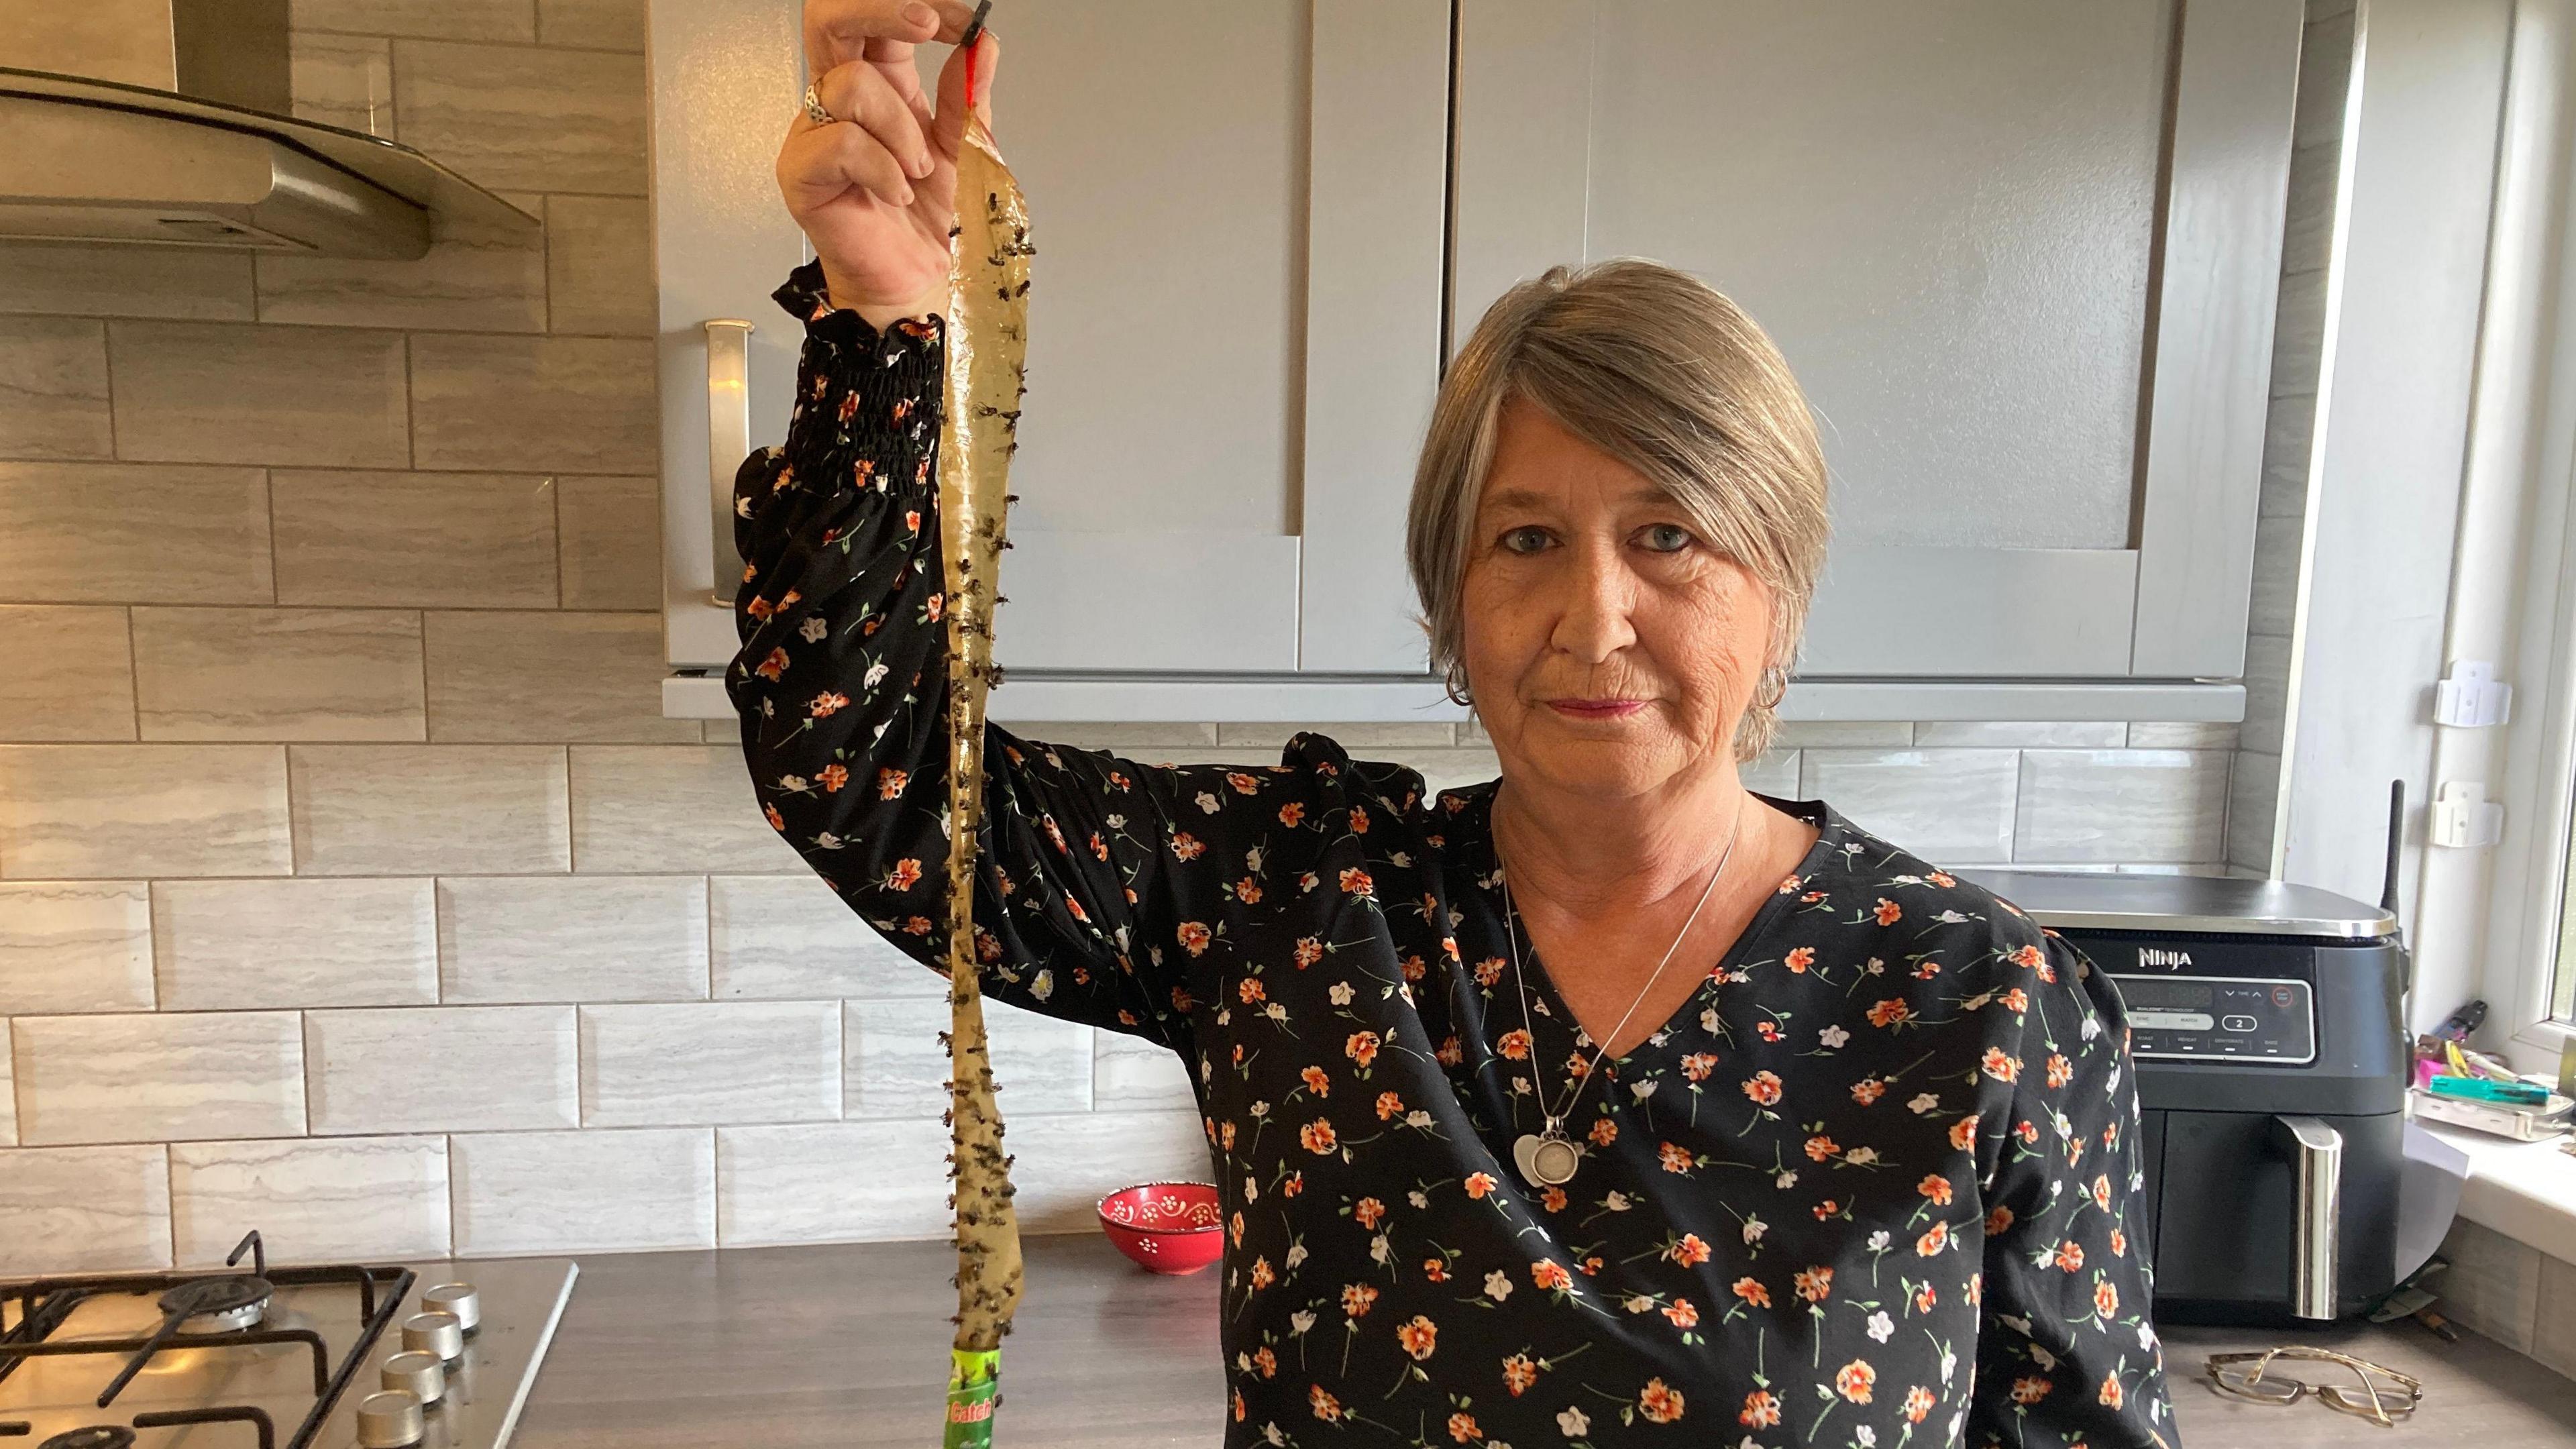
2015, 750, 2231, 865
1371, 747, 1501, 796
133, 607, 426, 742
289, 744, 569, 874
11, 1011, 304, 1145
453, 1126, 713, 1254
0, 1030, 12, 1142
1799, 748, 2019, 865
424, 610, 696, 743
0, 316, 111, 460
1741, 750, 1799, 798
107, 321, 408, 468
2224, 749, 2284, 874
1095, 1030, 1195, 1111
2247, 511, 2302, 639
2127, 722, 2240, 749
257, 213, 545, 333
306, 1005, 577, 1134
0, 242, 254, 321
410, 333, 656, 472
155, 877, 437, 1010
0, 605, 136, 741
2536, 1252, 2576, 1380
0, 462, 272, 604
272, 470, 559, 607
439, 874, 706, 1003
1913, 721, 2127, 748
290, 0, 536, 40
1215, 721, 1455, 748
2242, 632, 2293, 755
0, 881, 154, 1012
580, 1001, 840, 1126
709, 873, 941, 1000
1775, 721, 1914, 748
2435, 1217, 2541, 1353
394, 40, 646, 195
718, 1120, 949, 1246
569, 745, 807, 873
0, 745, 290, 878
288, 32, 393, 137
847, 998, 1093, 1120
994, 720, 1220, 751
0, 1144, 172, 1273
545, 195, 654, 335
1006, 1110, 1209, 1234
171, 1135, 449, 1266
538, 0, 645, 49
555, 474, 659, 608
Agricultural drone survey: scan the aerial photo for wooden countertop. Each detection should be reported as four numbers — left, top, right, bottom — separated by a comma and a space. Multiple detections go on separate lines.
511, 1232, 2576, 1447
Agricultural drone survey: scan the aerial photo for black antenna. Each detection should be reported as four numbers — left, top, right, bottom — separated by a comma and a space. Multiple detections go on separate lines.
2380, 779, 2404, 916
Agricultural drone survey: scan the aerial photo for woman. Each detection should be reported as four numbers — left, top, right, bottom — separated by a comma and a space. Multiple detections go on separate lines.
736, 4, 2174, 1445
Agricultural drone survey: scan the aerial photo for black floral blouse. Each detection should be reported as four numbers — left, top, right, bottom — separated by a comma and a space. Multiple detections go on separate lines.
727, 261, 2176, 1449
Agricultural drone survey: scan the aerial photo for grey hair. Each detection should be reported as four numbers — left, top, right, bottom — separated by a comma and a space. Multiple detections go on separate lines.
1404, 258, 1830, 763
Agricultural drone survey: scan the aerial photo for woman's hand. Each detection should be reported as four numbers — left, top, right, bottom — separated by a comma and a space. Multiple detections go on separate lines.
775, 0, 998, 329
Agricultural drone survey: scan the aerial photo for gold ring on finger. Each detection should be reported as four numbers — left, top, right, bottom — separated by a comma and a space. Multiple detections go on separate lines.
802, 81, 835, 126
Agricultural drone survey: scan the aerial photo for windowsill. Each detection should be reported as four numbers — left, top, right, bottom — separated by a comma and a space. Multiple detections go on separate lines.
2423, 1122, 2576, 1264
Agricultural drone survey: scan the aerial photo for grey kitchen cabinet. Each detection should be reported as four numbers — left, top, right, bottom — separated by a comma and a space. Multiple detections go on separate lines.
653, 0, 1456, 714
1454, 0, 2301, 683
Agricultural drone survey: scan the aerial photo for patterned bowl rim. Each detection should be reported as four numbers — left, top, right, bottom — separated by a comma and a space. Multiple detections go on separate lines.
1094, 1179, 1224, 1236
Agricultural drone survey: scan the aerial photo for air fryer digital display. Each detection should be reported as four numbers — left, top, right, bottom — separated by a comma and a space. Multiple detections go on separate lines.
2110, 973, 2316, 1066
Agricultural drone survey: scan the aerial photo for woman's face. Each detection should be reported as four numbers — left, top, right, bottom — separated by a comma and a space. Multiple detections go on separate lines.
1460, 396, 1774, 802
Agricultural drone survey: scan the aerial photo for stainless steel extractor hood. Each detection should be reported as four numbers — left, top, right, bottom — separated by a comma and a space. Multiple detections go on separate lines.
0, 0, 535, 259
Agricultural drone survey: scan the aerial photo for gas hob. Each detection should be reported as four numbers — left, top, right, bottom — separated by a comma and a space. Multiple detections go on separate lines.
0, 1234, 576, 1449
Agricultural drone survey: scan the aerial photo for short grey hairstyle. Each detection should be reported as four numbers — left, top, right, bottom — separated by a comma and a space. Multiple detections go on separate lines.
1404, 258, 1831, 763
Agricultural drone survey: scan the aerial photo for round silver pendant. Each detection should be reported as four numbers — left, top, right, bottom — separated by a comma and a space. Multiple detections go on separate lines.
1512, 1132, 1582, 1187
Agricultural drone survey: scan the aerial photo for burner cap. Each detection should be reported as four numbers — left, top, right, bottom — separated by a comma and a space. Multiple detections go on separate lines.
158, 1275, 272, 1334
42, 1429, 138, 1449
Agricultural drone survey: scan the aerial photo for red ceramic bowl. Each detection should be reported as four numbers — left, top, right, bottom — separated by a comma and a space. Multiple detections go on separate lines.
1097, 1181, 1223, 1275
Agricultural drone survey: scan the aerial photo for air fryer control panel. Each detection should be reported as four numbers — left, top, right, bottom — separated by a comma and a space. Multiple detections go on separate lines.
2112, 973, 2316, 1065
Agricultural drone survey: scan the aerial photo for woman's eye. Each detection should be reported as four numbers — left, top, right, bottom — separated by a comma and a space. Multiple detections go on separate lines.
1642, 523, 1695, 553
1501, 526, 1552, 554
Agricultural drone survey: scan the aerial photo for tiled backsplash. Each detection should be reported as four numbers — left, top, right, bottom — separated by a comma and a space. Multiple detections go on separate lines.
0, 0, 2248, 1272
2434, 1218, 2576, 1379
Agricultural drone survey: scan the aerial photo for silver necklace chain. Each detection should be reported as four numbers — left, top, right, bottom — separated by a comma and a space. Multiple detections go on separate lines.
1497, 789, 1748, 1136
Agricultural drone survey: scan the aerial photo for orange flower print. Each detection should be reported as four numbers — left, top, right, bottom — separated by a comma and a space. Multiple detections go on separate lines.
804, 689, 849, 719
1835, 1359, 1876, 1404
1177, 921, 1212, 956
2094, 1281, 2119, 1318
1232, 1388, 1245, 1422
1309, 1383, 1343, 1421
1249, 1256, 1275, 1290
1659, 1142, 1697, 1174
1501, 1353, 1539, 1396
903, 508, 920, 534
1375, 1090, 1404, 1121
1987, 1204, 2015, 1236
1531, 1259, 1573, 1292
1679, 1052, 1719, 1082
1473, 956, 1507, 987
1803, 1135, 1839, 1163
1784, 946, 1815, 973
1226, 770, 1259, 794
1279, 802, 1305, 827
1661, 1297, 1699, 1328
2012, 943, 2045, 969
1445, 1411, 1479, 1444
1919, 1173, 1953, 1205
1464, 1172, 1497, 1200
1666, 1233, 1711, 1267
1873, 898, 1902, 926
1065, 893, 1091, 924
1293, 937, 1326, 968
1541, 1186, 1567, 1212
763, 802, 786, 832
1948, 1114, 1982, 1150
1299, 1065, 1330, 1096
1396, 1316, 1437, 1360
1850, 1077, 1886, 1105
1422, 1258, 1448, 1283
2110, 1226, 2129, 1258
1338, 866, 1375, 898
1497, 1028, 1532, 1061
1345, 1030, 1381, 1068
1238, 978, 1267, 1005
1916, 1221, 1949, 1256
1913, 1282, 1937, 1313
1739, 1389, 1782, 1428
1350, 806, 1371, 835
1742, 1071, 1784, 1106
1638, 1379, 1685, 1424
745, 594, 775, 621
875, 765, 906, 799
1342, 1283, 1378, 1318
2055, 1239, 2085, 1273
1589, 1117, 1619, 1147
2001, 986, 2029, 1012
1299, 1118, 1338, 1155
754, 647, 789, 681
2091, 1174, 2114, 1212
1434, 1035, 1463, 1067
922, 591, 942, 621
1235, 876, 1262, 904
1903, 1385, 1935, 1423
816, 763, 848, 794
1812, 1199, 1841, 1221
885, 858, 922, 892
1251, 1346, 1276, 1379
2099, 1373, 2125, 1409
1794, 1266, 1834, 1303
1170, 831, 1205, 861
2011, 1376, 2053, 1405
1866, 998, 1913, 1028
1731, 1277, 1771, 1309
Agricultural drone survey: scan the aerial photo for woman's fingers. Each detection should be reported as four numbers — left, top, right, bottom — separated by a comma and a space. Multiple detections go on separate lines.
810, 59, 933, 178
802, 0, 978, 77
777, 113, 916, 211
927, 30, 999, 160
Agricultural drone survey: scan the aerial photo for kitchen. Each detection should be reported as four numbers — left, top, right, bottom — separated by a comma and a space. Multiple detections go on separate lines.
3, 0, 2576, 1444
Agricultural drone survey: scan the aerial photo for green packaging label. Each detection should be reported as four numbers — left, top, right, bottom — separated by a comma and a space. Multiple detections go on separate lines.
943, 1347, 1002, 1448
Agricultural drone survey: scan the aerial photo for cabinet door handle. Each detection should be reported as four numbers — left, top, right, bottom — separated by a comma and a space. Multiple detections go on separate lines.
705, 318, 755, 607
2267, 1114, 2344, 1320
